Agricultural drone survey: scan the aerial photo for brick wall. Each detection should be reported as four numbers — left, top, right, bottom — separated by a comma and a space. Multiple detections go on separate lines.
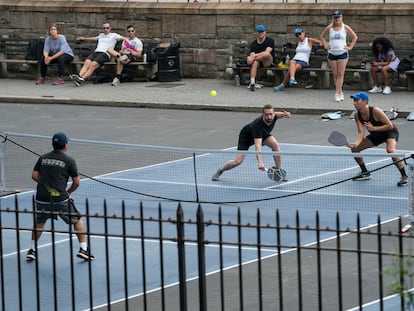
0, 1, 413, 78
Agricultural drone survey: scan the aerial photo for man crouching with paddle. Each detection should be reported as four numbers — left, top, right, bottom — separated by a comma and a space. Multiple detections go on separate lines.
348, 91, 408, 186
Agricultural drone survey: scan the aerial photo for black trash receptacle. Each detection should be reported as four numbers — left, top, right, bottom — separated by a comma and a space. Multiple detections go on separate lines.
156, 42, 181, 82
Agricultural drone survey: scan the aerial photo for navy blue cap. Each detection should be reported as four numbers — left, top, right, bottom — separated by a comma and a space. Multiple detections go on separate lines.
256, 25, 266, 32
294, 27, 303, 34
350, 92, 369, 102
332, 10, 342, 17
52, 132, 68, 148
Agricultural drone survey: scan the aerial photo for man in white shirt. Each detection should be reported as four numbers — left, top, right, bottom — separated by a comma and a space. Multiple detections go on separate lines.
70, 22, 126, 86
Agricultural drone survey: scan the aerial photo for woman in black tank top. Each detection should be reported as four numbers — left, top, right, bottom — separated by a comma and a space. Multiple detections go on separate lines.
348, 92, 407, 187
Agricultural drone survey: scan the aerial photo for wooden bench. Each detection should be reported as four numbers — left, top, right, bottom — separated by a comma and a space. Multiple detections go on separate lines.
228, 42, 413, 90
0, 36, 42, 78
229, 44, 331, 89
72, 40, 158, 82
0, 36, 158, 82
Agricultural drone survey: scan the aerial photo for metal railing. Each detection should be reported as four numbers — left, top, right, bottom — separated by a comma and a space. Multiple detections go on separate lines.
2, 197, 414, 311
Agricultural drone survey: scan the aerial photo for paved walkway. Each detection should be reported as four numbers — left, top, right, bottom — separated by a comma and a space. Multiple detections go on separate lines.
0, 78, 412, 116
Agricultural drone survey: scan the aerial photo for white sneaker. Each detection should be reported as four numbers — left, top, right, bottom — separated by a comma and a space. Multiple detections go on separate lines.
119, 55, 129, 64
111, 77, 121, 86
382, 86, 392, 95
369, 85, 382, 93
334, 94, 341, 102
339, 92, 344, 101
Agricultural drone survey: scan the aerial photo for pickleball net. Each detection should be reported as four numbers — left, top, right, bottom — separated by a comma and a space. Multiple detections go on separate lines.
0, 132, 412, 215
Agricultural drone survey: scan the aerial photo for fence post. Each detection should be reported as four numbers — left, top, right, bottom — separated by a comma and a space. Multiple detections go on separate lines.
176, 203, 187, 311
197, 204, 207, 311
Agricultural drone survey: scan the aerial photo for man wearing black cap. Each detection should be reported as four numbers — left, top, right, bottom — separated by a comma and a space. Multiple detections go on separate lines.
26, 132, 95, 261
246, 24, 275, 91
348, 92, 408, 186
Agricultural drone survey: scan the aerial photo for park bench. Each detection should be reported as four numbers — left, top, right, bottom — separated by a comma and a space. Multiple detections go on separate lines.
0, 35, 158, 82
228, 41, 413, 90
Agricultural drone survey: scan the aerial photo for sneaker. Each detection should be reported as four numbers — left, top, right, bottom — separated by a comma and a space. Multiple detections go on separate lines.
69, 74, 80, 87
247, 83, 256, 91
52, 77, 64, 85
339, 92, 344, 101
334, 94, 341, 102
369, 85, 382, 93
111, 77, 121, 86
35, 77, 45, 85
26, 248, 36, 261
77, 248, 95, 261
397, 176, 408, 187
274, 84, 284, 92
212, 168, 222, 181
382, 86, 392, 95
352, 171, 371, 181
119, 55, 129, 64
289, 78, 297, 86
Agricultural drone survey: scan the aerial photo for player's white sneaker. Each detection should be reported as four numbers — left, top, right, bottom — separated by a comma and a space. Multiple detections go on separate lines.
369, 85, 382, 93
382, 86, 392, 95
112, 77, 121, 86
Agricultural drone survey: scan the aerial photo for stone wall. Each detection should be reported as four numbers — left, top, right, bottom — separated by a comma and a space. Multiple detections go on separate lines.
0, 1, 413, 78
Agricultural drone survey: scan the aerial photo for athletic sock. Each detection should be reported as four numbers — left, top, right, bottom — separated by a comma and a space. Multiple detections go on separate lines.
80, 242, 87, 251
360, 163, 368, 173
250, 78, 255, 85
399, 167, 407, 177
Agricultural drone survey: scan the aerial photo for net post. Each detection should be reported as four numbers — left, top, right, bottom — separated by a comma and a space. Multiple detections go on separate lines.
0, 137, 4, 192
407, 154, 414, 223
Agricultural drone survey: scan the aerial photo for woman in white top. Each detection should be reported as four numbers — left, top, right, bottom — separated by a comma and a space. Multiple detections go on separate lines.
369, 37, 400, 95
274, 28, 321, 91
320, 10, 358, 102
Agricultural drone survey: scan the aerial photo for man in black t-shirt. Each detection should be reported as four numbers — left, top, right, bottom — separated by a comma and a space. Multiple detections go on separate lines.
247, 24, 275, 91
212, 104, 291, 181
26, 132, 95, 261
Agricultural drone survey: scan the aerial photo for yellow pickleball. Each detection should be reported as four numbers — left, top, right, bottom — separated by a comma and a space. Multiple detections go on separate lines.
210, 90, 217, 97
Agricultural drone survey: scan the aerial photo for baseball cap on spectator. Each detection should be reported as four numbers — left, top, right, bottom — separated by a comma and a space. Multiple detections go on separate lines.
256, 25, 266, 32
332, 10, 342, 17
350, 91, 369, 102
52, 132, 69, 148
294, 28, 303, 36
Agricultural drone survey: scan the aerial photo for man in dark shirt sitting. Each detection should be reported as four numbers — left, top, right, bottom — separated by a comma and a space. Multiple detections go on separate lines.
246, 24, 276, 91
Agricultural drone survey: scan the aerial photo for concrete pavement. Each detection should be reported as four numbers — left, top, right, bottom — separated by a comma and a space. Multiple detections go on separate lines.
0, 78, 412, 116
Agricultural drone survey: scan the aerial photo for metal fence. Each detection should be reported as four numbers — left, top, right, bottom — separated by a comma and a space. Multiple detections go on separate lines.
2, 196, 414, 311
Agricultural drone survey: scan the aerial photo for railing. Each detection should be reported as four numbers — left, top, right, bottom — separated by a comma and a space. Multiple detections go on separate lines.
1, 197, 414, 311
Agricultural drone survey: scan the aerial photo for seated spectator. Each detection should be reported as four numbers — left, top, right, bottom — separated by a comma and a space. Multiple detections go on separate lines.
108, 25, 143, 86
246, 24, 275, 91
368, 37, 400, 95
70, 22, 126, 86
274, 28, 322, 91
35, 24, 74, 85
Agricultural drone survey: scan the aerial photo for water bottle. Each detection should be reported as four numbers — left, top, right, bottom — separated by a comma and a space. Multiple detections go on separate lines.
285, 54, 290, 64
235, 74, 240, 86
143, 53, 147, 63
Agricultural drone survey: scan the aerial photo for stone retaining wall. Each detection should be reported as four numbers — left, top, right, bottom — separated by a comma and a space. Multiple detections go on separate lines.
0, 1, 413, 78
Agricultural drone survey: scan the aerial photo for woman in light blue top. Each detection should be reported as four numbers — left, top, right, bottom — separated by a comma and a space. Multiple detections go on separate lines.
36, 24, 74, 85
320, 10, 358, 102
274, 28, 321, 92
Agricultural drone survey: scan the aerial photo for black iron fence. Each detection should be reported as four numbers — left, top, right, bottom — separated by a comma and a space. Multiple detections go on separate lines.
1, 196, 414, 311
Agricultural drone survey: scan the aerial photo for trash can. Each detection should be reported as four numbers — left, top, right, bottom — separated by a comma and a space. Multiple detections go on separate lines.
156, 41, 181, 82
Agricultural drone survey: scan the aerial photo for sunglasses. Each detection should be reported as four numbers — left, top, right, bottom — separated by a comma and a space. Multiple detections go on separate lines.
295, 33, 301, 37
102, 27, 110, 29
127, 30, 135, 33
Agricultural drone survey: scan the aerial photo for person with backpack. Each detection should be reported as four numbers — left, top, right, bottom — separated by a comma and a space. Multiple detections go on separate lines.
35, 24, 74, 85
368, 37, 400, 95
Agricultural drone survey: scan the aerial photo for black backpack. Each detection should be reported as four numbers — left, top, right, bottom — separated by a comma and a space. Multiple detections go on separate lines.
24, 39, 44, 61
397, 58, 413, 73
